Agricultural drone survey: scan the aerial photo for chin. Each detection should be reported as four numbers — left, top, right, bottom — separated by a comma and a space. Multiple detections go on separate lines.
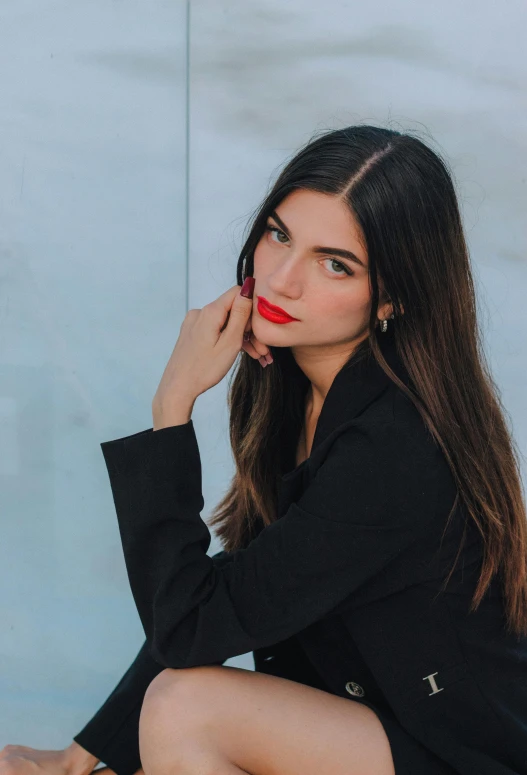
252, 323, 297, 346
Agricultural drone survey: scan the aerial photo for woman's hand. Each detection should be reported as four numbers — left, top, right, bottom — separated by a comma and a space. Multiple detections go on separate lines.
241, 326, 274, 370
0, 743, 97, 775
152, 279, 273, 425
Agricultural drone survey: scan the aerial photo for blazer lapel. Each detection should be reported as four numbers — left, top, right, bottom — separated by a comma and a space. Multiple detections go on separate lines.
278, 333, 411, 517
309, 332, 410, 456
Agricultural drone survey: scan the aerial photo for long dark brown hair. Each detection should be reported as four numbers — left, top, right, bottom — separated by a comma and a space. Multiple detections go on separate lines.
208, 124, 527, 639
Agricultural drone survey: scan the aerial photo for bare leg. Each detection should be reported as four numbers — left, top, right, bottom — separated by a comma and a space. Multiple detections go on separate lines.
139, 716, 250, 775
138, 665, 395, 775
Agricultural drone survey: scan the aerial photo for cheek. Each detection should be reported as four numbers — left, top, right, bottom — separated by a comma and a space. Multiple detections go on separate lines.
253, 237, 285, 277
313, 282, 371, 320
252, 240, 267, 274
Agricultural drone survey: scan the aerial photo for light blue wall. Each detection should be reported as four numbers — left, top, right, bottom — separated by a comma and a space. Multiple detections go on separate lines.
0, 0, 189, 746
1, 0, 525, 751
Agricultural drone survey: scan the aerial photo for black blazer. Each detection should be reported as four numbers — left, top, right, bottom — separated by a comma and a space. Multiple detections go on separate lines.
74, 334, 527, 775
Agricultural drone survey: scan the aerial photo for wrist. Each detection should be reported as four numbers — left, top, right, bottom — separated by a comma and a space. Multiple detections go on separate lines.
152, 396, 196, 430
63, 741, 100, 775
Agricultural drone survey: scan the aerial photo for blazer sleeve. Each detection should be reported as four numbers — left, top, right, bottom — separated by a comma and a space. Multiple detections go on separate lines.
100, 407, 443, 670
71, 551, 233, 775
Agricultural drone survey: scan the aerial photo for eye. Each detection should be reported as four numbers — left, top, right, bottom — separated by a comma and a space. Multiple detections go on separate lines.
323, 258, 354, 277
264, 224, 354, 277
265, 225, 289, 244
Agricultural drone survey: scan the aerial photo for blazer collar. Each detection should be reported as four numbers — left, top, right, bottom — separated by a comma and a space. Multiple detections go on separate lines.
309, 331, 411, 456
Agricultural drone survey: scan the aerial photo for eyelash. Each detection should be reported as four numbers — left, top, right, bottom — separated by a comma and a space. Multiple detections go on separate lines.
264, 225, 354, 277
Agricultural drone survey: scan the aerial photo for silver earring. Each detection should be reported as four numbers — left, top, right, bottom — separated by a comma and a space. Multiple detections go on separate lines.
380, 313, 394, 333
241, 257, 247, 282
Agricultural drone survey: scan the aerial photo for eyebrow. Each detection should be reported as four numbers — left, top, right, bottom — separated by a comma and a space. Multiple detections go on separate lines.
268, 210, 366, 269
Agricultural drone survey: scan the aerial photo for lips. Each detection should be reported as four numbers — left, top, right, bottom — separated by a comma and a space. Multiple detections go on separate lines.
257, 296, 299, 324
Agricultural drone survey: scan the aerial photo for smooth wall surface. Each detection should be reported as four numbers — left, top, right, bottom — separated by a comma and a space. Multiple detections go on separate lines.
0, 0, 189, 746
1, 0, 526, 751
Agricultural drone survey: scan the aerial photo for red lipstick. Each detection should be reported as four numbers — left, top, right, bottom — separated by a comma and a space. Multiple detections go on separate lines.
257, 296, 299, 324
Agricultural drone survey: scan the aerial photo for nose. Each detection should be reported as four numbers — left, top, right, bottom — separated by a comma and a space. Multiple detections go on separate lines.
266, 251, 304, 295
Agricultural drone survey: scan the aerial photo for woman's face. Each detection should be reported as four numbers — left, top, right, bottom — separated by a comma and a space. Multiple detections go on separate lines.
251, 189, 389, 352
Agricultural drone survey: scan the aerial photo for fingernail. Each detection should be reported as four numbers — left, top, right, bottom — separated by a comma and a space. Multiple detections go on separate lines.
258, 356, 268, 368
243, 331, 251, 342
264, 353, 273, 364
240, 277, 255, 299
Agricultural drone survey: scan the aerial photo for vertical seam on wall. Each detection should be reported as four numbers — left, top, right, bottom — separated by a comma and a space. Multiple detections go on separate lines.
185, 0, 191, 313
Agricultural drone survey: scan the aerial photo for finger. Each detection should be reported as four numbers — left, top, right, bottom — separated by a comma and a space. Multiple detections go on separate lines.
224, 280, 255, 336
208, 284, 246, 317
244, 332, 270, 358
242, 342, 272, 367
242, 336, 274, 364
241, 341, 261, 359
210, 285, 248, 334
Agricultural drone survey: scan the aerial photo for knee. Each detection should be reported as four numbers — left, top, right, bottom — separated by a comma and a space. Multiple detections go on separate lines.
141, 665, 220, 730
144, 668, 183, 704
144, 664, 217, 705
139, 667, 224, 774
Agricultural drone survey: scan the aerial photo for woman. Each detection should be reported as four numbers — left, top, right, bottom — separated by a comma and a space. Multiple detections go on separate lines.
2, 125, 526, 775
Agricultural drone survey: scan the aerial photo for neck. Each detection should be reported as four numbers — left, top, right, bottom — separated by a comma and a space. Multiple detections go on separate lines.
293, 332, 370, 416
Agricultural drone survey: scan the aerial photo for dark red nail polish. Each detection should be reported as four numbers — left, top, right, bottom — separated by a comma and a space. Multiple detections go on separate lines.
240, 277, 255, 299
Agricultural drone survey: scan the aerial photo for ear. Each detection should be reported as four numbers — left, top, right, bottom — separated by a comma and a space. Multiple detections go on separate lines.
377, 301, 393, 323
377, 299, 404, 322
